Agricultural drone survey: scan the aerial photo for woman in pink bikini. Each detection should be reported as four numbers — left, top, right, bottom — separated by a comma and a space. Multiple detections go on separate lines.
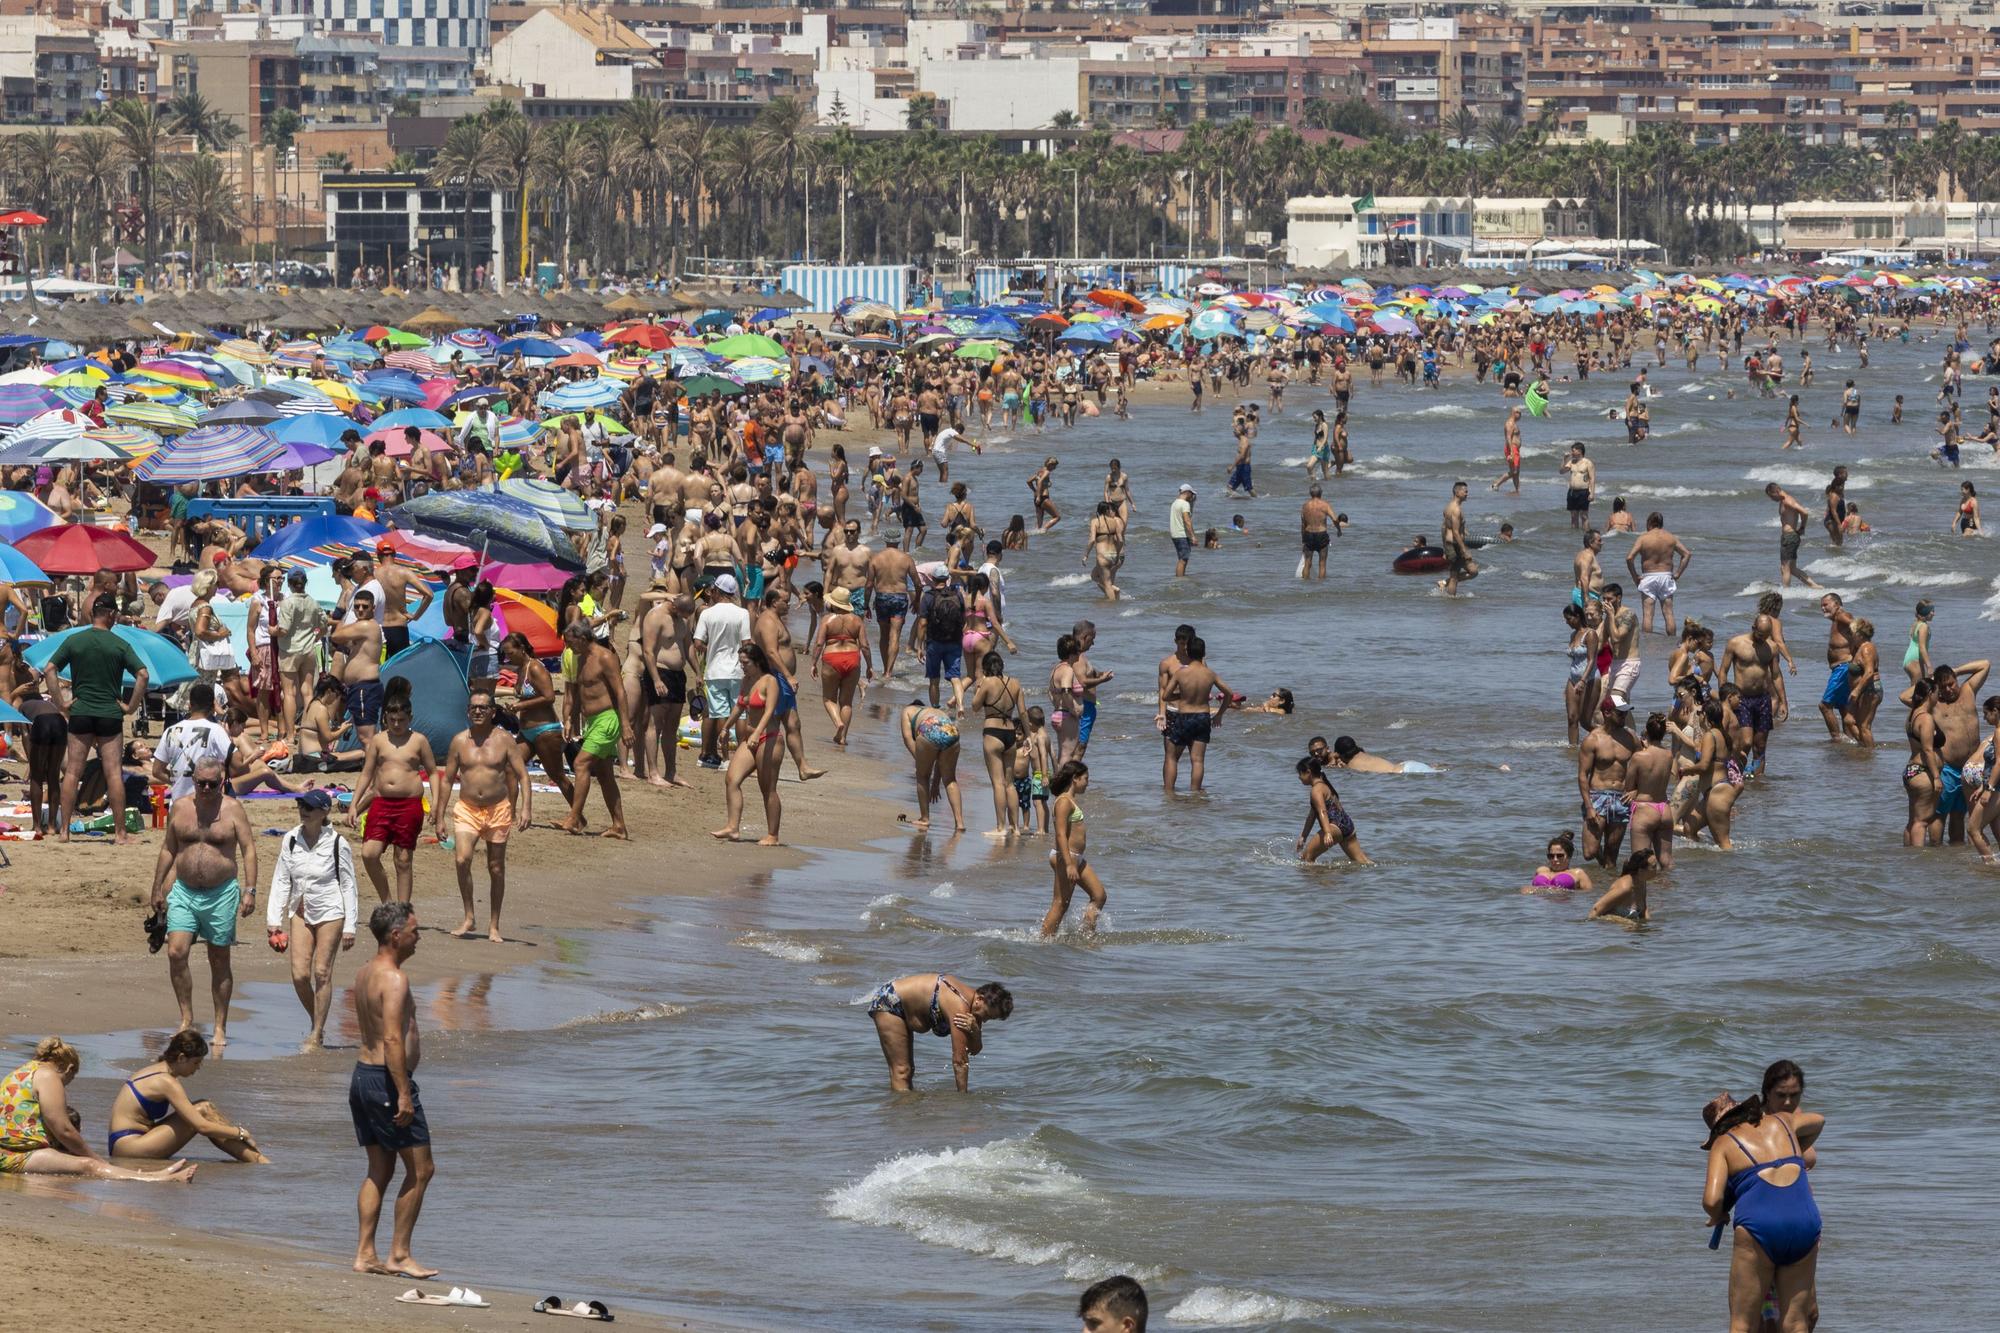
1623, 712, 1677, 870
1519, 831, 1594, 894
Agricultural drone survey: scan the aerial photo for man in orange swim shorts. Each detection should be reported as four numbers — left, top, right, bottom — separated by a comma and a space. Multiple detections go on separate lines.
433, 688, 530, 943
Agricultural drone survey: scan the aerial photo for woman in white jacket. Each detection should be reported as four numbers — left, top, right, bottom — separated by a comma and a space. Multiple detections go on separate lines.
265, 789, 358, 1052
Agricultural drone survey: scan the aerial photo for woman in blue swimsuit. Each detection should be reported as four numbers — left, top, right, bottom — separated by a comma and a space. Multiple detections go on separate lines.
107, 1030, 267, 1163
864, 972, 1014, 1092
502, 632, 575, 818
1702, 1061, 1825, 1332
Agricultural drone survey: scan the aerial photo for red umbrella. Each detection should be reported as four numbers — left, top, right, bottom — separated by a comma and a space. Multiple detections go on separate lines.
15, 522, 156, 574
605, 323, 670, 350
0, 210, 47, 228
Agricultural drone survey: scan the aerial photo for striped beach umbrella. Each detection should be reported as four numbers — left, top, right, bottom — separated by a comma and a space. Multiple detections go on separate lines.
498, 477, 593, 532
0, 384, 66, 425
134, 424, 288, 483
537, 378, 624, 411
0, 433, 133, 464
0, 490, 59, 541
106, 400, 200, 433
385, 349, 443, 375
131, 359, 217, 391
447, 329, 499, 353
215, 338, 273, 365
86, 424, 164, 459
1, 407, 88, 446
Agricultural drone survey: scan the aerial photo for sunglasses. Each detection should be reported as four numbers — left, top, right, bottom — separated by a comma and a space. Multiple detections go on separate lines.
194, 779, 223, 790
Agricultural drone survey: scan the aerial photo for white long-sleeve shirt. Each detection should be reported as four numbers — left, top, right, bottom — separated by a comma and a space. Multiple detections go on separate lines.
266, 823, 359, 934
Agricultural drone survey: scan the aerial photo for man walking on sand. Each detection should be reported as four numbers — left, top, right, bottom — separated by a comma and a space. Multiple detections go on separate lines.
434, 688, 530, 942
558, 620, 631, 839
151, 756, 257, 1046
351, 900, 438, 1281
43, 592, 148, 844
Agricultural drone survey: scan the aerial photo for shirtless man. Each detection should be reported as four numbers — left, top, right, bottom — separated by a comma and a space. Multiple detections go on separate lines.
331, 590, 384, 743
1439, 480, 1479, 596
1722, 615, 1780, 777
1159, 634, 1231, 795
433, 689, 529, 942
1300, 485, 1337, 580
1625, 512, 1692, 635
1764, 482, 1821, 589
150, 757, 258, 1046
351, 684, 436, 904
638, 586, 694, 787
1491, 405, 1523, 494
1576, 694, 1637, 867
752, 586, 828, 783
1930, 659, 1993, 843
821, 520, 872, 611
1572, 529, 1605, 611
1601, 584, 1641, 701
1560, 443, 1596, 530
558, 621, 631, 839
867, 529, 919, 677
1817, 593, 1860, 742
350, 900, 437, 1281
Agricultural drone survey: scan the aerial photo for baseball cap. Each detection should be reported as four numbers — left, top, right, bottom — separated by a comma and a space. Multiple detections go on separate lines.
1605, 693, 1632, 713
295, 789, 333, 811
711, 573, 739, 596
1178, 482, 1196, 495
647, 522, 668, 537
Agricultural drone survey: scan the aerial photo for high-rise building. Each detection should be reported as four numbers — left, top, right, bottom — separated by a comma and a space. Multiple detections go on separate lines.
269, 0, 488, 53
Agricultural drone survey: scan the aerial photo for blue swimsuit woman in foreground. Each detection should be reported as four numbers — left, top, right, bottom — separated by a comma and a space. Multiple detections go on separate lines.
1703, 1059, 1825, 1333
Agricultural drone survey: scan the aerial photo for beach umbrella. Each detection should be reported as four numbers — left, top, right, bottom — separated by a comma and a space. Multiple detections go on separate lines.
491, 588, 564, 657
272, 414, 358, 450
0, 384, 66, 425
252, 513, 388, 563
1, 407, 89, 446
678, 372, 747, 398
24, 623, 196, 688
497, 477, 594, 532
372, 407, 453, 432
536, 412, 629, 437
0, 541, 49, 584
384, 349, 442, 375
447, 329, 500, 353
134, 424, 288, 484
537, 378, 624, 411
14, 522, 157, 574
551, 350, 605, 369
705, 332, 786, 360
496, 336, 564, 359
376, 529, 477, 570
1186, 309, 1238, 340
479, 560, 569, 592
728, 357, 788, 383
389, 491, 584, 570
955, 341, 1002, 362
605, 323, 671, 350
130, 359, 216, 391
0, 490, 60, 541
365, 427, 450, 456
199, 398, 286, 426
0, 433, 135, 464
439, 385, 507, 411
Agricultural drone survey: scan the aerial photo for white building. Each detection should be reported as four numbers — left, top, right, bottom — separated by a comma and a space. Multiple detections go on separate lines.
1944, 203, 2000, 257
1285, 195, 1474, 268
1779, 200, 1946, 257
488, 8, 655, 102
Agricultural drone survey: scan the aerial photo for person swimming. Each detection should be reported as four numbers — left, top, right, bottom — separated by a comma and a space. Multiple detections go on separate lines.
1329, 735, 1437, 774
1520, 830, 1594, 894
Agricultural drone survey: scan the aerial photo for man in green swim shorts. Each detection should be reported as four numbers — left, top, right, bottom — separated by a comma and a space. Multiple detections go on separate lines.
151, 757, 259, 1046
557, 621, 631, 839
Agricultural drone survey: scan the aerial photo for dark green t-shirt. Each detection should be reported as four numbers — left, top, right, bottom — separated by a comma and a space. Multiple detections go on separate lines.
48, 627, 145, 720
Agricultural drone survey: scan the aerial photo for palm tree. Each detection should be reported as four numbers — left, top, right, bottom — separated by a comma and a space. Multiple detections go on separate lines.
754, 96, 814, 258
428, 119, 505, 289
263, 107, 302, 153
485, 113, 534, 280
107, 99, 165, 287
1445, 106, 1480, 150
665, 115, 722, 266
62, 130, 123, 275
165, 91, 240, 151
530, 121, 586, 277
613, 99, 673, 271
164, 153, 242, 284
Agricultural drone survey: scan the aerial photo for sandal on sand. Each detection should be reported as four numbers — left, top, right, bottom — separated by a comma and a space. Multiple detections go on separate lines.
397, 1287, 490, 1308
534, 1295, 614, 1320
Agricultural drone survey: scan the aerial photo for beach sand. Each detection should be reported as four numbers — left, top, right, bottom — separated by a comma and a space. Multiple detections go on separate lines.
1, 476, 914, 1328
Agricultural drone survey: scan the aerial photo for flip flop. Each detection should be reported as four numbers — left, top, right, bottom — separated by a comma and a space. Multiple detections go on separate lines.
397, 1287, 490, 1308
534, 1295, 614, 1321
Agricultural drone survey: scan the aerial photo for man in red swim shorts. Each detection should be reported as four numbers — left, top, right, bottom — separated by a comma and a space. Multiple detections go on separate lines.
352, 681, 438, 904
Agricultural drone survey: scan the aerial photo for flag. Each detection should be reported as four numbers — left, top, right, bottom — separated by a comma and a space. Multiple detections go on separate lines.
1351, 193, 1375, 213
1389, 218, 1417, 233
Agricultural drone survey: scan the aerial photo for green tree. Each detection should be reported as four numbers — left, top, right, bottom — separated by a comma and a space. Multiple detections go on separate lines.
390, 94, 422, 118
164, 152, 242, 282
428, 120, 505, 288
106, 99, 165, 287
263, 107, 302, 153
165, 91, 241, 151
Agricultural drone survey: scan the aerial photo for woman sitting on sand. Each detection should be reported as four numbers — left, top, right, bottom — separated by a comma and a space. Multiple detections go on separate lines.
0, 1037, 196, 1181
1519, 831, 1594, 894
864, 973, 1014, 1092
108, 1030, 267, 1163
1329, 736, 1437, 774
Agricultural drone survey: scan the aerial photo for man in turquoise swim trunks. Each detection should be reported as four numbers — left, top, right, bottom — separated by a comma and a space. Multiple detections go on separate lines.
150, 757, 258, 1047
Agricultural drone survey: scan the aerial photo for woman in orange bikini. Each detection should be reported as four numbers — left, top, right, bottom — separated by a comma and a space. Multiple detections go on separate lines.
809, 589, 872, 747
712, 642, 784, 845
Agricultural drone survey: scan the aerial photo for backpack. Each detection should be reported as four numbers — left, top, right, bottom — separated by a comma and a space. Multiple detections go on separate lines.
925, 587, 964, 644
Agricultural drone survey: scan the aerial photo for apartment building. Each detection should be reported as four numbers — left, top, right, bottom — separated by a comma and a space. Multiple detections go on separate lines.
154, 38, 304, 143
0, 16, 99, 123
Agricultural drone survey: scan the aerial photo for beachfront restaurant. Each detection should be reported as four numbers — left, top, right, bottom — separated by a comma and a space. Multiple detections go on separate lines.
1778, 200, 1946, 261
1283, 195, 1473, 268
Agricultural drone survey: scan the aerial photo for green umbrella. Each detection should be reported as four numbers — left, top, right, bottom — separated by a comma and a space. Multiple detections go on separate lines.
705, 332, 785, 360
680, 372, 748, 398
537, 411, 631, 436
955, 341, 1002, 362
382, 328, 431, 349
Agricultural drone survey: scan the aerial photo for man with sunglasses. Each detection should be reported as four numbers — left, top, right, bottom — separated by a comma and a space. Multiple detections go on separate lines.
150, 756, 258, 1047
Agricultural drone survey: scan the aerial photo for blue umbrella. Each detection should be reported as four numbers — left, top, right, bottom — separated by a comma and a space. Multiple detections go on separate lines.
0, 489, 59, 541
537, 378, 624, 411
252, 513, 388, 562
389, 490, 585, 570
749, 307, 790, 324
134, 425, 288, 484
356, 373, 432, 406
199, 398, 286, 426
0, 543, 50, 584
273, 414, 359, 449
692, 311, 731, 332
0, 333, 53, 350
0, 699, 26, 725
496, 336, 564, 359
373, 407, 452, 431
24, 623, 198, 688
440, 385, 507, 410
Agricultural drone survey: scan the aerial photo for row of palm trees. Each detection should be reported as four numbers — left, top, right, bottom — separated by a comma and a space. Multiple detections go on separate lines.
3, 92, 1997, 282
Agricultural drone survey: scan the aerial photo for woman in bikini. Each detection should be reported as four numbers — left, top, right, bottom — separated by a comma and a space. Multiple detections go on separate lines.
1296, 756, 1369, 865
1586, 848, 1656, 924
0, 1037, 195, 1181
827, 443, 852, 526
501, 632, 575, 817
1042, 760, 1108, 935
1624, 712, 1677, 870
863, 972, 1014, 1092
898, 698, 964, 833
1677, 697, 1736, 850
1519, 830, 1593, 894
293, 674, 361, 774
1048, 633, 1085, 766
969, 651, 1028, 837
1901, 677, 1942, 846
1563, 603, 1601, 746
107, 1029, 267, 1163
1002, 514, 1029, 551
960, 572, 999, 689
1086, 501, 1125, 601
712, 642, 784, 845
1966, 695, 2000, 863
808, 588, 871, 747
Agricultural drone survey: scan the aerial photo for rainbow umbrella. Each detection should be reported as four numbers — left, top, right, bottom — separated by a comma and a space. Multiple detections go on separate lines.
0, 384, 66, 425
134, 424, 289, 483
131, 359, 217, 391
108, 400, 200, 433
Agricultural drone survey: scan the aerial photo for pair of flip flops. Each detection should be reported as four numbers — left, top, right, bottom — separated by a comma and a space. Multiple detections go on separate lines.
396, 1287, 489, 1308
535, 1296, 614, 1321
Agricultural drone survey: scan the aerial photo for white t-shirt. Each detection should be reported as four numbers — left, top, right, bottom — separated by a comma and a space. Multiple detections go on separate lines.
693, 603, 752, 682
249, 591, 276, 648
975, 560, 1006, 621
343, 578, 386, 625
154, 584, 197, 632
156, 716, 232, 801
930, 427, 962, 464
1169, 496, 1194, 540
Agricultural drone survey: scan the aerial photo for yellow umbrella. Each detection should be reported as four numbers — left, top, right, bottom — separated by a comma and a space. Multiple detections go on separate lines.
309, 379, 361, 405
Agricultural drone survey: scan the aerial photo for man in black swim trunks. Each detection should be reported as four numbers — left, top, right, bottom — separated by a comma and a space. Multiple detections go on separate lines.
1300, 484, 1337, 580
351, 901, 438, 1280
1561, 443, 1595, 530
1159, 635, 1231, 794
1723, 616, 1780, 776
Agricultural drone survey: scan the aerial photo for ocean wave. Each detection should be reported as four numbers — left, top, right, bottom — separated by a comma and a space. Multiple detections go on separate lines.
1356, 468, 1417, 480
1742, 467, 1875, 490
930, 880, 956, 899
1736, 582, 1861, 601
735, 932, 825, 964
1047, 573, 1092, 588
555, 1003, 687, 1029
1519, 570, 1554, 581
1803, 557, 1976, 588
1620, 484, 1733, 498
826, 1137, 1141, 1283
1165, 1287, 1339, 1326
1403, 403, 1478, 419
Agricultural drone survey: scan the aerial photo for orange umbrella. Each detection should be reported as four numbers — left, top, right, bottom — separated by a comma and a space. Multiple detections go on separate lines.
494, 587, 563, 657
1025, 312, 1070, 332
1087, 289, 1144, 314
605, 323, 671, 350
551, 351, 604, 368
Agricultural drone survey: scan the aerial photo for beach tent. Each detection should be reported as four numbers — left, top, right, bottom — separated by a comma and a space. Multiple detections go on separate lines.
382, 640, 469, 761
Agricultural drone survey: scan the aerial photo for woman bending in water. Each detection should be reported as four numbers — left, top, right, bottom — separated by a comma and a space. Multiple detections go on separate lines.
1296, 757, 1369, 864
1587, 848, 1656, 924
1519, 830, 1593, 894
107, 1030, 267, 1163
864, 973, 1014, 1092
1702, 1062, 1824, 1333
1042, 760, 1108, 935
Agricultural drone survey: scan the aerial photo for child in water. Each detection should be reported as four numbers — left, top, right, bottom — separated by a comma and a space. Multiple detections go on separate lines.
1014, 705, 1053, 837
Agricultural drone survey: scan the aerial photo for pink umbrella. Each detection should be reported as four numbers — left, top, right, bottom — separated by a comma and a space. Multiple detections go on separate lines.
365, 427, 451, 456
376, 529, 476, 569
479, 560, 569, 592
421, 378, 460, 411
